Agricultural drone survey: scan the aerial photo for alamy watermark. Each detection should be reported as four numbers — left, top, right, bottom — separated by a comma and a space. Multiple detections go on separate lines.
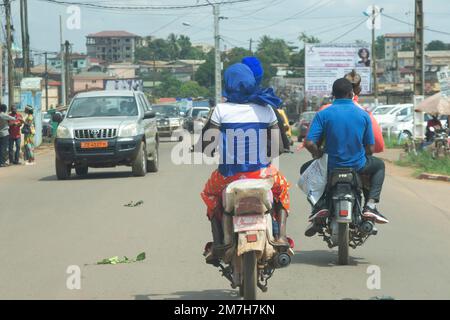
170, 128, 281, 168
66, 5, 81, 30
66, 265, 81, 290
366, 265, 381, 290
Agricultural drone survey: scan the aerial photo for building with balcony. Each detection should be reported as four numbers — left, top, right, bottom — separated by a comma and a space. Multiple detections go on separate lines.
86, 31, 140, 63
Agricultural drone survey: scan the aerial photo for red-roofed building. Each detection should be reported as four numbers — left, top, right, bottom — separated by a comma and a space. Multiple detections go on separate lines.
86, 30, 141, 63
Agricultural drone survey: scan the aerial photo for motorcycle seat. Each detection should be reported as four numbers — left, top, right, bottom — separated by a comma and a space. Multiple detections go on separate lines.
223, 179, 274, 214
327, 168, 362, 190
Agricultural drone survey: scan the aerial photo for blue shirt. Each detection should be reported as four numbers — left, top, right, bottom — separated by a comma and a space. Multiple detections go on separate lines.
306, 99, 374, 171
210, 102, 278, 177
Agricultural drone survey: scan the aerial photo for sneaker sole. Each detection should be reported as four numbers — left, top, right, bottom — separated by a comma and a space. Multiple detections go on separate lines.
308, 210, 330, 222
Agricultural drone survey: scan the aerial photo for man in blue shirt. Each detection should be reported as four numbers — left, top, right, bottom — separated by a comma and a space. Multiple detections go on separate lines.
303, 78, 388, 236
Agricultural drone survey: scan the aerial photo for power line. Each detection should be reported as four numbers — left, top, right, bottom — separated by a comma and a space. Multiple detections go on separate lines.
382, 12, 450, 36
223, 0, 334, 32
328, 18, 367, 43
35, 0, 256, 10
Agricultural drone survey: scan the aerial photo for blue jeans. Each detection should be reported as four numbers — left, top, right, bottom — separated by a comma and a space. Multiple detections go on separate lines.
9, 137, 21, 164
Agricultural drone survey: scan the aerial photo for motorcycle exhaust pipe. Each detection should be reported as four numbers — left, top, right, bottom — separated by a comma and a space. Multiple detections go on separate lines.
273, 252, 291, 268
359, 220, 375, 234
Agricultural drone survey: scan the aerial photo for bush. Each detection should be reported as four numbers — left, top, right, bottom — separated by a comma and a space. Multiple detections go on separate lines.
396, 151, 450, 176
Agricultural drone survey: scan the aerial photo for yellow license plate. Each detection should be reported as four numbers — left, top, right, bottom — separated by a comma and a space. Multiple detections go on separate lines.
80, 141, 108, 149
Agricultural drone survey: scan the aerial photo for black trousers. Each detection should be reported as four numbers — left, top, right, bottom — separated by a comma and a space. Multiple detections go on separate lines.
0, 135, 9, 165
300, 155, 385, 203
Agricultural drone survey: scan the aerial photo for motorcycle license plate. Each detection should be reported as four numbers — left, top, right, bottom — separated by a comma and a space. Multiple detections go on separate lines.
80, 141, 108, 149
233, 215, 266, 233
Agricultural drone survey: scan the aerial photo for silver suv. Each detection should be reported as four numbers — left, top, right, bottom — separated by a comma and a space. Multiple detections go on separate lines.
54, 90, 159, 179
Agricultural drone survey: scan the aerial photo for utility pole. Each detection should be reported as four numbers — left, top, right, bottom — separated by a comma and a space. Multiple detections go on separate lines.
249, 38, 253, 53
414, 0, 424, 96
5, 0, 14, 110
64, 40, 71, 102
20, 0, 30, 76
212, 3, 222, 105
371, 5, 379, 105
44, 52, 49, 111
60, 15, 66, 106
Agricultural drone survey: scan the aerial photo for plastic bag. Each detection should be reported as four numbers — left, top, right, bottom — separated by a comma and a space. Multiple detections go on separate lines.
297, 154, 328, 205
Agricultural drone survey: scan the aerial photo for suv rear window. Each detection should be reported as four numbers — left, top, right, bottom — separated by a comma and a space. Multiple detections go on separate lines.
68, 96, 138, 118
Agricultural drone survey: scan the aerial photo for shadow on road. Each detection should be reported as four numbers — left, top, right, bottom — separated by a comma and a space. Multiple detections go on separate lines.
134, 289, 240, 300
39, 171, 136, 181
291, 250, 368, 267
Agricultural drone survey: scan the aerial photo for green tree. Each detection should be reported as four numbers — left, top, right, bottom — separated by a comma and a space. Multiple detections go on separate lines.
179, 81, 210, 98
298, 32, 320, 45
375, 35, 385, 59
152, 72, 182, 98
135, 34, 205, 62
426, 40, 449, 51
195, 50, 215, 90
256, 36, 291, 64
399, 41, 415, 51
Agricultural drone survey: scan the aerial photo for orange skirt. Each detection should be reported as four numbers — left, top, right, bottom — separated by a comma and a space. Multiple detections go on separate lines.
201, 165, 290, 220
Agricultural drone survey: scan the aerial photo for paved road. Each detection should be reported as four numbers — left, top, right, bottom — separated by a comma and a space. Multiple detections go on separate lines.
0, 141, 449, 300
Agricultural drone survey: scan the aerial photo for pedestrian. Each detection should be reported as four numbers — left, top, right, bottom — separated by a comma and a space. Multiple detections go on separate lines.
0, 104, 15, 167
22, 105, 36, 165
8, 105, 24, 165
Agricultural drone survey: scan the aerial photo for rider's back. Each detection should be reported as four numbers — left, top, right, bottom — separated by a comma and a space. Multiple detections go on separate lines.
211, 102, 277, 177
308, 99, 374, 171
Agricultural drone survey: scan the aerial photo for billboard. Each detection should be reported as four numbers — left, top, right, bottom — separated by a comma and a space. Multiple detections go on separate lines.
104, 79, 143, 92
305, 44, 372, 97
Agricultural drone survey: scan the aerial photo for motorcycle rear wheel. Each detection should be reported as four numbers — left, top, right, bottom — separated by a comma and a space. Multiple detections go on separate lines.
338, 223, 349, 265
242, 251, 257, 300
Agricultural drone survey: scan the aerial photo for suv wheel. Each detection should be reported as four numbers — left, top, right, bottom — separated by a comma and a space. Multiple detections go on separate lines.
147, 143, 159, 173
75, 165, 88, 176
56, 158, 71, 180
132, 141, 147, 177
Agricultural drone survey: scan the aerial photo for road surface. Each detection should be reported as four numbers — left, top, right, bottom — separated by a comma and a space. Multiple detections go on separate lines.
0, 141, 449, 300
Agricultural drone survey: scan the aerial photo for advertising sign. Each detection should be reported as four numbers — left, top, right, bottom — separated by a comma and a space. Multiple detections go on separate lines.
437, 66, 450, 97
104, 79, 143, 92
305, 44, 372, 97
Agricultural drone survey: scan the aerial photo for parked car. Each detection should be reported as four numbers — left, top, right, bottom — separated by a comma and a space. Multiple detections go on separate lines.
152, 104, 184, 141
373, 104, 413, 126
42, 112, 52, 137
184, 106, 211, 133
384, 113, 448, 139
54, 90, 159, 179
295, 111, 316, 142
193, 110, 210, 132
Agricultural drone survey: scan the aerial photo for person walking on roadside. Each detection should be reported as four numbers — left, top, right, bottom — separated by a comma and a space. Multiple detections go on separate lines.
8, 105, 23, 165
23, 105, 36, 165
0, 104, 15, 167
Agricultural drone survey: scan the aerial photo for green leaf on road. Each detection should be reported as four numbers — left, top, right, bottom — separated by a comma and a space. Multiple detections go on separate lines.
136, 252, 146, 261
96, 252, 146, 265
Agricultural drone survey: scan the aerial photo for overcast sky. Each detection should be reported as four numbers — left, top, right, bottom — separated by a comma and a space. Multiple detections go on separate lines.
5, 0, 450, 56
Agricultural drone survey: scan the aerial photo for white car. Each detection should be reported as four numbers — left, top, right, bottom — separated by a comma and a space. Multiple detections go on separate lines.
374, 104, 413, 127
384, 114, 448, 139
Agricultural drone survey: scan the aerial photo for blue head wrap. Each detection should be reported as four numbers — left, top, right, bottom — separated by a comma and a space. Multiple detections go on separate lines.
242, 56, 264, 86
223, 63, 282, 108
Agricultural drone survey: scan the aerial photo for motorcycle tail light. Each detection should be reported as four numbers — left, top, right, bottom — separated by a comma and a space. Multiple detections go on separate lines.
246, 234, 258, 243
339, 210, 349, 217
287, 237, 295, 249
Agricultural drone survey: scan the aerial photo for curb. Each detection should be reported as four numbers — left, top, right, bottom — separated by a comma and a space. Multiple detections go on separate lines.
418, 173, 450, 182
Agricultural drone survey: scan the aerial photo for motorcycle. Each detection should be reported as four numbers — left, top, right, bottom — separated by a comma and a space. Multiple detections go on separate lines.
204, 178, 294, 300
310, 168, 378, 265
430, 127, 449, 159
